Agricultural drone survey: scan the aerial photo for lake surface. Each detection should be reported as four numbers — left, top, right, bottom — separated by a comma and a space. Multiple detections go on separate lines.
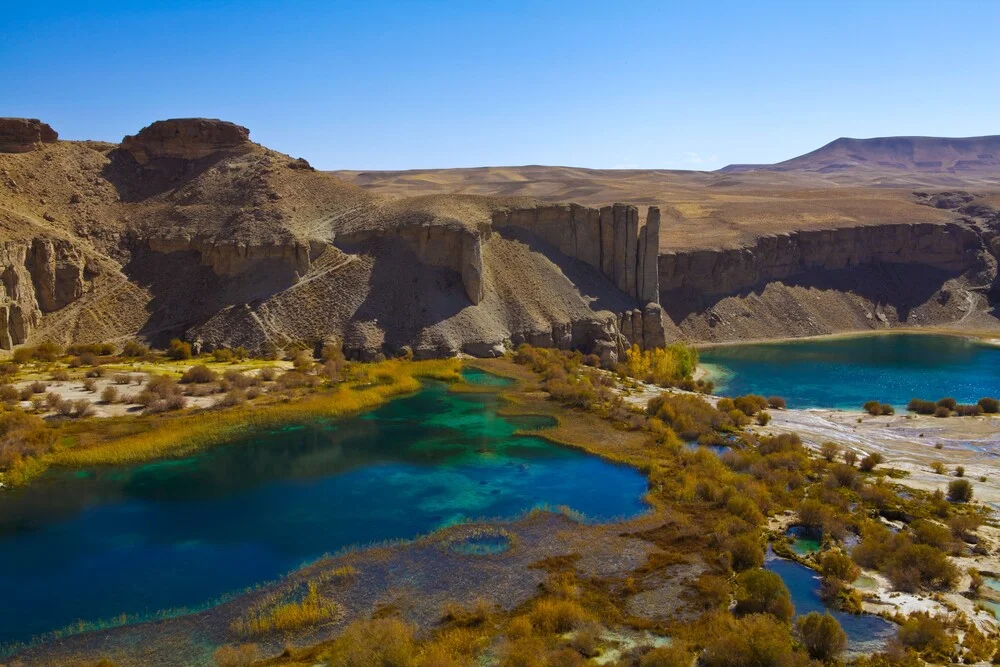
766, 554, 895, 652
702, 334, 1000, 409
0, 372, 647, 646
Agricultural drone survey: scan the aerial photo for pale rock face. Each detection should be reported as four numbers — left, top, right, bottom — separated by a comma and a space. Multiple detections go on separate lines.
120, 118, 251, 164
0, 239, 89, 348
0, 118, 58, 153
658, 222, 984, 296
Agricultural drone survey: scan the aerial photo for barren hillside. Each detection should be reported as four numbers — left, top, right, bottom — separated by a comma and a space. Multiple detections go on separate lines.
2, 118, 999, 357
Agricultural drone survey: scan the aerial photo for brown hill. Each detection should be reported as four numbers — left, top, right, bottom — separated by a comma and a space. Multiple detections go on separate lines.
2, 118, 999, 357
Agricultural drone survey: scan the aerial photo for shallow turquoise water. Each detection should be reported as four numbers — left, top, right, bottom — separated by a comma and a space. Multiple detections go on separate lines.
0, 372, 647, 646
786, 526, 821, 555
702, 334, 1000, 409
766, 555, 895, 651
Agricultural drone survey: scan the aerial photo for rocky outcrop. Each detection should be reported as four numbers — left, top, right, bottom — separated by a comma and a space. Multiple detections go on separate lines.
336, 224, 486, 305
146, 237, 316, 277
492, 203, 661, 304
121, 118, 250, 164
0, 118, 58, 153
0, 239, 88, 348
658, 222, 983, 296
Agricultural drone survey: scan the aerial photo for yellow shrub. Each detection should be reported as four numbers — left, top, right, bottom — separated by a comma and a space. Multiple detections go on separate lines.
529, 598, 593, 634
230, 582, 339, 638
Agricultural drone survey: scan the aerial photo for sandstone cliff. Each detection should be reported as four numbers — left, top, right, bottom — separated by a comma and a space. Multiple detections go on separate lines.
0, 118, 58, 153
120, 118, 251, 164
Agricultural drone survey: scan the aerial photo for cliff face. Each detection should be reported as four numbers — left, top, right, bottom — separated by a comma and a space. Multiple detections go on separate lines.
492, 203, 660, 304
0, 118, 58, 153
0, 239, 89, 348
120, 118, 251, 164
658, 222, 982, 295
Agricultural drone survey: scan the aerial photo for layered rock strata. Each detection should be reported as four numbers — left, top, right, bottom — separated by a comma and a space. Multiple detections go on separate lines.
492, 203, 661, 304
658, 222, 982, 296
0, 118, 58, 153
121, 118, 251, 164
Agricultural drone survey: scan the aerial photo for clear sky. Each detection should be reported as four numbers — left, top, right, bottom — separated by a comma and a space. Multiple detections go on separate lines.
2, 1, 997, 171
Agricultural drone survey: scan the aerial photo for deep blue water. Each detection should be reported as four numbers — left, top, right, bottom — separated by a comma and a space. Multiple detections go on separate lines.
702, 334, 1000, 409
0, 374, 647, 646
766, 555, 895, 651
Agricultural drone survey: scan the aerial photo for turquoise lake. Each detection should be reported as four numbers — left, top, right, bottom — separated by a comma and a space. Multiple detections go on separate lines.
701, 333, 1000, 409
0, 371, 648, 646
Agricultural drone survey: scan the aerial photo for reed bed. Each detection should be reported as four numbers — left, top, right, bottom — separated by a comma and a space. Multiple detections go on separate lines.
45, 358, 461, 470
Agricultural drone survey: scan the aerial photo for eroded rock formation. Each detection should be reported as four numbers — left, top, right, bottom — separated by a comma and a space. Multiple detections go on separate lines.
492, 203, 661, 304
0, 239, 89, 348
121, 118, 250, 164
658, 222, 982, 295
0, 118, 58, 153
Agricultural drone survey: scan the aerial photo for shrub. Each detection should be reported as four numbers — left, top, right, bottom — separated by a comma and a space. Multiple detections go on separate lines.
180, 364, 218, 384
528, 598, 593, 633
648, 393, 733, 441
766, 396, 786, 410
947, 479, 973, 503
121, 340, 150, 358
886, 543, 958, 591
73, 399, 94, 418
622, 343, 698, 386
101, 386, 119, 404
259, 367, 277, 381
50, 369, 70, 381
166, 338, 192, 360
231, 582, 337, 638
32, 341, 64, 362
292, 350, 315, 373
702, 613, 799, 667
859, 452, 883, 472
55, 398, 73, 416
212, 348, 234, 363
113, 373, 131, 385
733, 569, 793, 622
716, 397, 735, 412
755, 411, 771, 426
954, 466, 964, 477
897, 612, 954, 661
863, 400, 882, 416
0, 384, 19, 405
819, 551, 859, 582
978, 397, 999, 413
82, 378, 97, 392
936, 397, 957, 410
933, 406, 951, 418
907, 399, 936, 415
638, 645, 694, 667
795, 611, 846, 662
955, 404, 982, 416
843, 450, 857, 467
820, 441, 840, 462
0, 410, 57, 471
931, 461, 946, 474
726, 533, 765, 572
217, 388, 247, 408
733, 394, 768, 416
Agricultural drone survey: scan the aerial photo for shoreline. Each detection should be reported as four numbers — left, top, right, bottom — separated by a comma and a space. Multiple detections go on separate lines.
692, 325, 1000, 350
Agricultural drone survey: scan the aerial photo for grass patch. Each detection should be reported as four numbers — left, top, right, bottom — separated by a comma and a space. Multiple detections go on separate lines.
230, 582, 340, 638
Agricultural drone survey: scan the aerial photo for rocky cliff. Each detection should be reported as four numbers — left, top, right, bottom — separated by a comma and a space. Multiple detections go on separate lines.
0, 118, 58, 153
120, 118, 251, 164
0, 239, 90, 348
658, 222, 983, 295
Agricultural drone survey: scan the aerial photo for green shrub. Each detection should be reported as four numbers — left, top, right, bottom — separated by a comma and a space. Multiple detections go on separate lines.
858, 452, 883, 472
795, 611, 846, 662
702, 613, 800, 667
733, 569, 793, 622
819, 551, 859, 582
756, 411, 771, 426
122, 340, 150, 358
947, 479, 973, 503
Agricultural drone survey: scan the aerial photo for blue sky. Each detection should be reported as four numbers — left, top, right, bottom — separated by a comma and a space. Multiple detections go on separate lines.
2, 1, 997, 170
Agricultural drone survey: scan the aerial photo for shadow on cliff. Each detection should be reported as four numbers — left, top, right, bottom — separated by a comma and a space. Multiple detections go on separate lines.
661, 263, 963, 325
123, 246, 300, 345
337, 238, 470, 353
101, 149, 236, 203
493, 227, 639, 314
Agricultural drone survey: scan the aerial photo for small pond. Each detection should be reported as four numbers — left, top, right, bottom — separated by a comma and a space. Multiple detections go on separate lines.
766, 554, 895, 652
786, 526, 821, 555
0, 370, 648, 646
701, 334, 1000, 409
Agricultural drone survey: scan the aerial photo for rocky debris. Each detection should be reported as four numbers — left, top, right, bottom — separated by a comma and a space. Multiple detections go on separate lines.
0, 118, 58, 153
492, 203, 662, 305
658, 222, 983, 296
120, 118, 250, 164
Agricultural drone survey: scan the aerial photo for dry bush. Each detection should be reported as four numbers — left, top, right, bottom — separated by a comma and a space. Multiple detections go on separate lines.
83, 378, 97, 392
101, 386, 119, 404
0, 410, 57, 470
323, 617, 416, 667
528, 598, 593, 633
213, 643, 260, 667
73, 399, 94, 418
180, 365, 218, 384
231, 582, 338, 638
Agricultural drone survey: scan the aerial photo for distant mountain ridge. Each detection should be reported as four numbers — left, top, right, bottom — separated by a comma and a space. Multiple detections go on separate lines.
721, 135, 1000, 174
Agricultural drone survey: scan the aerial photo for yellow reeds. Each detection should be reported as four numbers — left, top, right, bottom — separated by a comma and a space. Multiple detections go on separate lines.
230, 582, 340, 638
47, 358, 460, 470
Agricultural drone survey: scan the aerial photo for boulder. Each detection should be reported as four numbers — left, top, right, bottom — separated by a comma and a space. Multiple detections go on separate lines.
0, 118, 58, 153
121, 118, 250, 164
